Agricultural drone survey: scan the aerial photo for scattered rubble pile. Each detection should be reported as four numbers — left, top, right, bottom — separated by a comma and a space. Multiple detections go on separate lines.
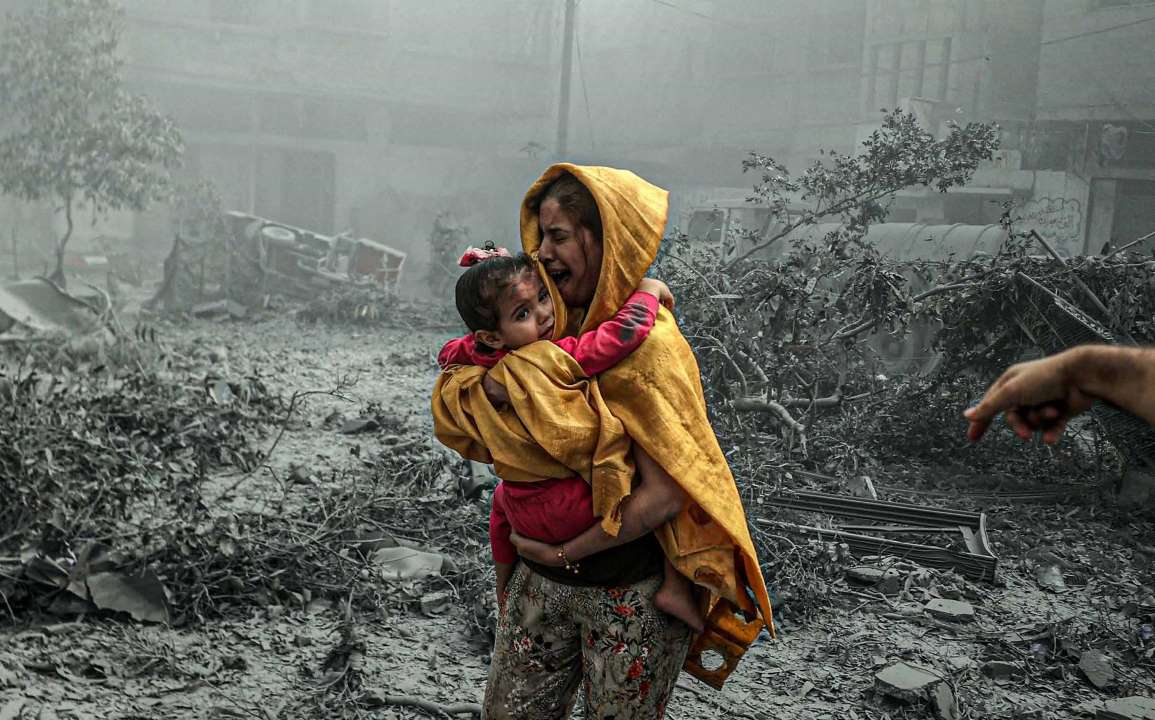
297, 286, 458, 330
0, 332, 489, 637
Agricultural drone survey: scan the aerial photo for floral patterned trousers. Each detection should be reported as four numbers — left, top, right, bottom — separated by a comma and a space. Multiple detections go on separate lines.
483, 563, 692, 720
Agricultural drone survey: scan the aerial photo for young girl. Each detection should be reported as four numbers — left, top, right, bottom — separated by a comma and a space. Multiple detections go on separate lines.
438, 243, 703, 632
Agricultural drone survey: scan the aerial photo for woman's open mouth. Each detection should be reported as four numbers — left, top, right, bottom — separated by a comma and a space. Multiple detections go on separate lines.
548, 270, 570, 289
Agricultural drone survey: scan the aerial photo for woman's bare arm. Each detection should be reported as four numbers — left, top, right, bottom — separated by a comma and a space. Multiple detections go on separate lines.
509, 446, 685, 566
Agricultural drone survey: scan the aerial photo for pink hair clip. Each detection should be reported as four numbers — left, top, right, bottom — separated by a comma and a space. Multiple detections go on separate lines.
458, 242, 511, 267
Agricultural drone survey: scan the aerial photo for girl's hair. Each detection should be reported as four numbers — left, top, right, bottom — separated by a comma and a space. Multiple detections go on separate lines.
455, 251, 536, 333
530, 172, 602, 242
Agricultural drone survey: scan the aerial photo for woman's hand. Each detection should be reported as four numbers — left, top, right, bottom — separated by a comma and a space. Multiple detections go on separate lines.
509, 532, 564, 567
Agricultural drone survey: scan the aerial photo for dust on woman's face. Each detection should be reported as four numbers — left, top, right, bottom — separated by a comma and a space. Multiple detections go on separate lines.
537, 197, 602, 308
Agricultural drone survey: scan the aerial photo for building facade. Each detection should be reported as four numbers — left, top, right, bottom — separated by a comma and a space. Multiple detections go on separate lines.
859, 0, 1155, 255
118, 0, 567, 284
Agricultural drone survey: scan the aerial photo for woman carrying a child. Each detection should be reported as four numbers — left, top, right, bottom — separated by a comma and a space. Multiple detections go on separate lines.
433, 165, 775, 719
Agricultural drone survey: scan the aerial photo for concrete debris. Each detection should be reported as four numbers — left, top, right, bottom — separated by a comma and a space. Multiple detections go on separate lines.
1097, 697, 1155, 720
874, 661, 944, 703
924, 598, 976, 623
1079, 650, 1114, 690
847, 565, 904, 595
946, 656, 974, 672
0, 278, 101, 336
420, 590, 453, 616
1036, 563, 1067, 592
980, 660, 1022, 679
932, 682, 959, 720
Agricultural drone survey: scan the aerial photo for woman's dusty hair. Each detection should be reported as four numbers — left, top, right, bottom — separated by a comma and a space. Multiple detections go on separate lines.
454, 252, 536, 333
531, 172, 602, 241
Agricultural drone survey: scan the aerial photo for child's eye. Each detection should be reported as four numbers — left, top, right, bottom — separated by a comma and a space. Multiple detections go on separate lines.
516, 309, 529, 321
539, 289, 549, 302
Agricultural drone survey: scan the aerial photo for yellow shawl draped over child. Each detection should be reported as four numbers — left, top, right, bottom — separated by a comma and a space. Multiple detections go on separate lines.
431, 163, 774, 635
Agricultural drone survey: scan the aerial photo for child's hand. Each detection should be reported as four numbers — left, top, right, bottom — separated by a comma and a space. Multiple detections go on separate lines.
509, 531, 564, 567
638, 278, 675, 311
482, 374, 510, 405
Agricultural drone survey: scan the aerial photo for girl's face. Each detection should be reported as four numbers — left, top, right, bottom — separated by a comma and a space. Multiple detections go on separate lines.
475, 270, 555, 350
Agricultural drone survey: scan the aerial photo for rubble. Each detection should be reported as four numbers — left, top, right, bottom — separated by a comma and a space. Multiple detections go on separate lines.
1078, 650, 1114, 689
846, 565, 903, 595
932, 682, 960, 720
340, 417, 380, 435
1035, 563, 1067, 592
874, 661, 944, 703
1098, 697, 1155, 720
924, 598, 976, 623
946, 656, 975, 672
981, 660, 1022, 680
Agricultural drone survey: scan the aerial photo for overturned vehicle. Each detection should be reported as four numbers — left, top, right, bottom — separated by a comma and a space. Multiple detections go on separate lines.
151, 212, 407, 313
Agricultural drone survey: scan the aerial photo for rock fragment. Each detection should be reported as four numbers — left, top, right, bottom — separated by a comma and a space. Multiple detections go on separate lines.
946, 656, 974, 672
874, 661, 943, 703
847, 565, 903, 595
1079, 650, 1114, 689
932, 682, 959, 720
924, 598, 975, 623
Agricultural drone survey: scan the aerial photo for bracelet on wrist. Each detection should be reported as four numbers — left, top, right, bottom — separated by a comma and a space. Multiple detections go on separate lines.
556, 544, 580, 574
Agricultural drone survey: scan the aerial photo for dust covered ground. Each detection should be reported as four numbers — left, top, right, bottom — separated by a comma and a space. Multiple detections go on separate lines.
2, 317, 1154, 720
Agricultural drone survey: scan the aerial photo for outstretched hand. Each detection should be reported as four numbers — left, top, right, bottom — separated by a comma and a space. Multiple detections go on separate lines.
964, 352, 1093, 444
508, 532, 564, 567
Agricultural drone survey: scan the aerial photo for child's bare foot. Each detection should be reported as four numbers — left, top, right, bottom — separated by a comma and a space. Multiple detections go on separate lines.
655, 576, 705, 633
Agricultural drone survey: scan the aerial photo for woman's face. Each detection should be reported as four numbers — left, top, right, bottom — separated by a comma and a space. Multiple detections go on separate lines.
537, 197, 603, 308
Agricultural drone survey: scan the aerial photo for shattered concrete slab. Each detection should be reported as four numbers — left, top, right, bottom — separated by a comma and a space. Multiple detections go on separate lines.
924, 598, 976, 623
847, 565, 903, 595
932, 682, 959, 720
1079, 650, 1114, 690
874, 661, 944, 702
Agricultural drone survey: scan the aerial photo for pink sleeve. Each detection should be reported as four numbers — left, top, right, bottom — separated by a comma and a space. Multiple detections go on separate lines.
437, 334, 507, 370
554, 291, 660, 376
489, 484, 518, 565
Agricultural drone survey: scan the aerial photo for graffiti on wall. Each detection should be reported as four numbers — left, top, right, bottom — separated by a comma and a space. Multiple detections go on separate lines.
1017, 197, 1084, 255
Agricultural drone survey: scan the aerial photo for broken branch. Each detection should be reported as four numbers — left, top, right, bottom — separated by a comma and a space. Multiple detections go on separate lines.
732, 396, 807, 454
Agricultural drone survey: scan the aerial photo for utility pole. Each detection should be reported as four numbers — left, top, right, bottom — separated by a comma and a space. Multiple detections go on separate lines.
556, 0, 576, 158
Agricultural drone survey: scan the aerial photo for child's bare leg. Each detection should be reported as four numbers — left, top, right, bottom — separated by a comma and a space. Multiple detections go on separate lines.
633, 447, 705, 631
654, 557, 704, 632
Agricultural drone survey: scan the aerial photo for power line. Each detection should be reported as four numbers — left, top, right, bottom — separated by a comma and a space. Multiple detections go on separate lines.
1040, 13, 1155, 45
646, 0, 760, 32
575, 19, 596, 152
